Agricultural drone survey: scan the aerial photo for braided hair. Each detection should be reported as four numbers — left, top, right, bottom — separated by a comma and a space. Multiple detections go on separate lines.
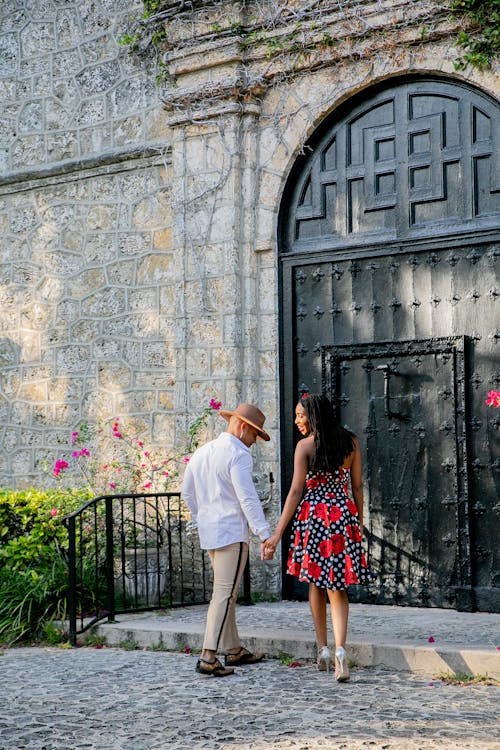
300, 393, 355, 473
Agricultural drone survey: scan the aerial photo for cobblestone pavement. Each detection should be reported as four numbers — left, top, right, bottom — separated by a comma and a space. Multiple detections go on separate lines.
1, 647, 498, 750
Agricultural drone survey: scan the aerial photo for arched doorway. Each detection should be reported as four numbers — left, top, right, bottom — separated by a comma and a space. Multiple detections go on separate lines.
278, 76, 500, 611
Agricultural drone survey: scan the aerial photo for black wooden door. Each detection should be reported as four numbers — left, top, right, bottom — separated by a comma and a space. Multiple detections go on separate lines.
279, 77, 500, 611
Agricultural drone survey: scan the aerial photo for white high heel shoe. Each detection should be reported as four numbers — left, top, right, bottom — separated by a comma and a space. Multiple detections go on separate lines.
335, 646, 350, 682
317, 645, 332, 672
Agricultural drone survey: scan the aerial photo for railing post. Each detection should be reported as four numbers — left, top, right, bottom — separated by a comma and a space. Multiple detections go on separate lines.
66, 515, 77, 647
105, 496, 116, 623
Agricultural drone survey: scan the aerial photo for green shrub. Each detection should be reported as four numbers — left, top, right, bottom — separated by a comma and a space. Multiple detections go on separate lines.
0, 488, 92, 645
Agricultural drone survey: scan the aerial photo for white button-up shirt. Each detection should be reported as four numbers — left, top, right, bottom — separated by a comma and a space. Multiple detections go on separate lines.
181, 431, 271, 550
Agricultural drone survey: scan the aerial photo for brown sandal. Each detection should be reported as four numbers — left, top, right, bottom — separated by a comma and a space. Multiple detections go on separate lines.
195, 657, 234, 677
225, 647, 265, 666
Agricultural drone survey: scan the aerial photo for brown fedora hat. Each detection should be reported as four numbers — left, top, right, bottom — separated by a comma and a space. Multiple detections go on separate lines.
220, 403, 271, 441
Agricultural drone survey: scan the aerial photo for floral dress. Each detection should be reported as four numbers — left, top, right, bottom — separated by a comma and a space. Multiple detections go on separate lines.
287, 467, 372, 590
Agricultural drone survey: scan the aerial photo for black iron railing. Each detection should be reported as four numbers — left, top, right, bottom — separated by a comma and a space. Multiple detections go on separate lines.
63, 492, 227, 646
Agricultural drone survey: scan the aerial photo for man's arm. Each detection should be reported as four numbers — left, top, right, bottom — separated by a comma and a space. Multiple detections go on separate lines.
230, 454, 271, 541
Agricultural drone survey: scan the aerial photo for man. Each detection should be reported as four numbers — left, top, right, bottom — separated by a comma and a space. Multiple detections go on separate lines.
182, 403, 272, 677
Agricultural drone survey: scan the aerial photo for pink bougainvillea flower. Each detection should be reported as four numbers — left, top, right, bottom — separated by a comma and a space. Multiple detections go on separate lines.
143, 482, 152, 490
50, 507, 58, 517
182, 456, 190, 463
183, 646, 192, 654
113, 431, 122, 438
163, 471, 169, 477
428, 636, 435, 643
485, 390, 500, 407
289, 661, 302, 668
71, 431, 79, 445
109, 482, 116, 489
73, 448, 90, 458
144, 451, 150, 457
53, 459, 69, 476
209, 398, 222, 410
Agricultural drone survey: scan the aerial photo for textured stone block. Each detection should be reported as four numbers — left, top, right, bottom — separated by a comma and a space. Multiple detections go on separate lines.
98, 361, 132, 391
76, 61, 121, 96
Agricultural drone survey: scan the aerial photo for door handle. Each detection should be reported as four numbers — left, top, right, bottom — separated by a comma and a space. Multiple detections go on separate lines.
375, 364, 402, 419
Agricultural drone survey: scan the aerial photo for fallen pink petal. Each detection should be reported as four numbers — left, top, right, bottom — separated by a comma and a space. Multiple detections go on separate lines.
428, 636, 435, 643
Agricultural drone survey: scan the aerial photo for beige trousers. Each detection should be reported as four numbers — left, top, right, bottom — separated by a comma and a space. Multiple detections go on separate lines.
203, 541, 249, 653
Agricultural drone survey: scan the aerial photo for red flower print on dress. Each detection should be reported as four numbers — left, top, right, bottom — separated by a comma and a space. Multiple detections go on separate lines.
319, 538, 333, 557
344, 554, 359, 585
329, 505, 342, 523
325, 492, 337, 499
306, 477, 319, 490
303, 530, 310, 548
288, 561, 301, 576
328, 568, 336, 584
294, 529, 301, 547
314, 502, 330, 525
361, 552, 368, 568
346, 499, 358, 516
306, 559, 322, 579
346, 524, 361, 542
331, 534, 345, 555
316, 473, 328, 485
297, 501, 311, 521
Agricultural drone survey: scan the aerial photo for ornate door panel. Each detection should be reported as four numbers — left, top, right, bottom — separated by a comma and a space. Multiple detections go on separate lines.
279, 77, 500, 611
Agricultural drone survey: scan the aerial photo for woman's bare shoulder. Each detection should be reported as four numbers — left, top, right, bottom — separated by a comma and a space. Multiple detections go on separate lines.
295, 435, 314, 455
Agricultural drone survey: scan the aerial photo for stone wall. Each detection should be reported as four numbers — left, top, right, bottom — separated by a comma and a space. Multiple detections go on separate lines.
0, 1, 174, 485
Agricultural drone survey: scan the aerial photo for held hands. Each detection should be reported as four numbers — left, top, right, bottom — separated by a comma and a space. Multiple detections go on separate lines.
261, 534, 280, 560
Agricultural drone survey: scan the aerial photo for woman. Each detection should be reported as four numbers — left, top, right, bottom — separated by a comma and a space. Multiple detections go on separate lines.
264, 393, 371, 681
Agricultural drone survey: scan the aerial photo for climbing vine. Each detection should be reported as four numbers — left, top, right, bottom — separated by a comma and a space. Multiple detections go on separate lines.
450, 0, 500, 69
119, 0, 500, 90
